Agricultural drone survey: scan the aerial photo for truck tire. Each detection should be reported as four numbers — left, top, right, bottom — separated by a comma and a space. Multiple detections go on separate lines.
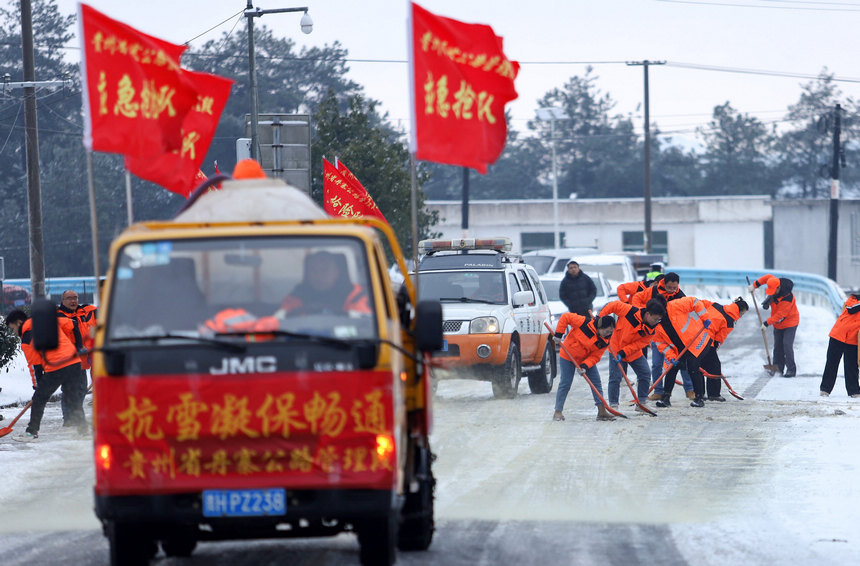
527, 341, 556, 394
161, 536, 197, 557
358, 512, 398, 566
398, 445, 435, 551
108, 521, 157, 566
491, 342, 521, 399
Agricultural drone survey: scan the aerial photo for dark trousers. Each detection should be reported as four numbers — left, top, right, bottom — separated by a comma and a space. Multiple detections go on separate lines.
699, 346, 723, 397
61, 367, 89, 426
773, 326, 797, 374
662, 349, 707, 399
819, 337, 860, 396
27, 363, 84, 435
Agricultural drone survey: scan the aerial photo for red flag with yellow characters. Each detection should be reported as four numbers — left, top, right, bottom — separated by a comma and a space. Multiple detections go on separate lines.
124, 71, 233, 197
408, 2, 519, 174
79, 3, 201, 157
323, 159, 388, 224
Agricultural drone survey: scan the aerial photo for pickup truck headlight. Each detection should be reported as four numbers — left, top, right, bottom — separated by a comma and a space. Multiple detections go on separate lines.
470, 316, 500, 334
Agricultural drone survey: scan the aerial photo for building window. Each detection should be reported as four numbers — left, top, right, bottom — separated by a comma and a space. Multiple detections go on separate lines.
622, 231, 668, 255
521, 232, 556, 253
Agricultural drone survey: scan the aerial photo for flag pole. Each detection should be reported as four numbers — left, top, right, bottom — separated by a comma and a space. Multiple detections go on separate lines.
410, 152, 419, 276
124, 169, 134, 226
85, 150, 101, 301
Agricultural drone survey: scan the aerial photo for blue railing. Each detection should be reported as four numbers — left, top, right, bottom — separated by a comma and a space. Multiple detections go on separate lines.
2, 276, 101, 300
668, 268, 845, 318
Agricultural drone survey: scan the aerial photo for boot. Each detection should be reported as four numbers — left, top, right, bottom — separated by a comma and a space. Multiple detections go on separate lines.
552, 410, 565, 421
596, 405, 616, 421
707, 395, 726, 402
655, 394, 671, 408
685, 390, 696, 400
634, 403, 650, 414
690, 395, 705, 408
647, 392, 662, 401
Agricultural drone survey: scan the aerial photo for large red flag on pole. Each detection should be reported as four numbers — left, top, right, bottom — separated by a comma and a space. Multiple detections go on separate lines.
124, 71, 234, 197
79, 3, 200, 157
408, 2, 519, 174
323, 159, 388, 224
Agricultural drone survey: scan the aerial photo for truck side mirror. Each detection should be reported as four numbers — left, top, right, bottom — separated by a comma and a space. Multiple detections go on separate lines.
31, 298, 59, 350
414, 300, 443, 352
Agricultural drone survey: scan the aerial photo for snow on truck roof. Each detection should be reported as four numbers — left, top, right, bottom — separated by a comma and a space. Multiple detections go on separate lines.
173, 178, 328, 223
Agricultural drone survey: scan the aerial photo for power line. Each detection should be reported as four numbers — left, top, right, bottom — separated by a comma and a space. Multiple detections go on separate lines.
183, 9, 245, 46
656, 0, 860, 10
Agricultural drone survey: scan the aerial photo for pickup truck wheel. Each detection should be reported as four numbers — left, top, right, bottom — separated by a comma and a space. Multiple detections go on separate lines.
527, 341, 556, 394
161, 537, 197, 557
398, 445, 435, 551
108, 521, 156, 566
358, 513, 398, 566
491, 342, 520, 399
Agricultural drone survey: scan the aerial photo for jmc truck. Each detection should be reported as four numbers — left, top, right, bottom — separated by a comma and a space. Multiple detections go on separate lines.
35, 176, 441, 565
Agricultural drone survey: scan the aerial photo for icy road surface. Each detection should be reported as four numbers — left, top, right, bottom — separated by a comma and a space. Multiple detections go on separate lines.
1, 303, 858, 565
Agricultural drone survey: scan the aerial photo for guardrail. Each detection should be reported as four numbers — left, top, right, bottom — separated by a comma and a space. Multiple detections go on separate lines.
668, 268, 845, 318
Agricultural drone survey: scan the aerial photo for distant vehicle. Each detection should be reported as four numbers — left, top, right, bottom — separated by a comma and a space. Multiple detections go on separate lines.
2, 283, 31, 310
522, 247, 599, 275
610, 252, 665, 278
415, 237, 556, 398
540, 272, 616, 330
568, 254, 637, 289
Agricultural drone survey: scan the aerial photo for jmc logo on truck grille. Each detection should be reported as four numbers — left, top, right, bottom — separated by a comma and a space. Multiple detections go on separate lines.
210, 356, 277, 375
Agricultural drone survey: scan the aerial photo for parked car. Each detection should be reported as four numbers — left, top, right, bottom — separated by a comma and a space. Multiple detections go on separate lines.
523, 247, 599, 275
540, 271, 616, 330
610, 252, 665, 278
567, 254, 637, 289
2, 283, 31, 311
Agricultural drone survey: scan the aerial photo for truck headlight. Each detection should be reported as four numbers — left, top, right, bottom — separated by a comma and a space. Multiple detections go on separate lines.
470, 316, 500, 334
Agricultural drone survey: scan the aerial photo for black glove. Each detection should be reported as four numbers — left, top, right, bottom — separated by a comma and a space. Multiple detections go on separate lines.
579, 364, 589, 372
554, 332, 564, 339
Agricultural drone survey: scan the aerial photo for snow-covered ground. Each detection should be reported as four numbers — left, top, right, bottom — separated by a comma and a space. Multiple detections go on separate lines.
1, 302, 859, 564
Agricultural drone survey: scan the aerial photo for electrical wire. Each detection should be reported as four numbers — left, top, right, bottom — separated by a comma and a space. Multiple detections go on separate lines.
656, 0, 860, 10
0, 100, 22, 155
184, 10, 245, 46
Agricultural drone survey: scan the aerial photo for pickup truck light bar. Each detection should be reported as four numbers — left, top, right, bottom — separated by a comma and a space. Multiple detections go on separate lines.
418, 237, 512, 254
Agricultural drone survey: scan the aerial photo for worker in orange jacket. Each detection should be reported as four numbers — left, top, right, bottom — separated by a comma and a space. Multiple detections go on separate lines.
599, 298, 666, 411
57, 289, 97, 426
819, 293, 860, 397
698, 298, 748, 401
632, 272, 695, 399
552, 312, 615, 422
4, 309, 86, 440
750, 274, 800, 376
651, 296, 713, 408
277, 250, 370, 317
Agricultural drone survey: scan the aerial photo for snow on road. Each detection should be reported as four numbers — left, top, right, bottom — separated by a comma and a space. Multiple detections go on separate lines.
1, 302, 859, 565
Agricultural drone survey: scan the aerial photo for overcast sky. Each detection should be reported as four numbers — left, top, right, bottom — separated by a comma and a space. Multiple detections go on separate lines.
54, 0, 860, 148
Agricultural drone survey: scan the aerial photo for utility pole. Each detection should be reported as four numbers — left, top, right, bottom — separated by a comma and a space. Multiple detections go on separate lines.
828, 103, 843, 281
21, 0, 46, 298
626, 60, 665, 254
245, 2, 312, 163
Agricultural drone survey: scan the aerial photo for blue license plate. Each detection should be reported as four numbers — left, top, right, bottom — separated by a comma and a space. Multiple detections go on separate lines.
441, 339, 448, 352
202, 488, 286, 517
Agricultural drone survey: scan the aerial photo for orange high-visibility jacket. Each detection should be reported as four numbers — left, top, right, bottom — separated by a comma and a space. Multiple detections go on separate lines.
554, 312, 610, 368
652, 296, 712, 361
754, 274, 799, 329
19, 317, 82, 386
57, 304, 98, 369
829, 295, 860, 344
598, 300, 656, 362
616, 280, 648, 304
701, 300, 742, 346
281, 283, 370, 314
631, 279, 685, 308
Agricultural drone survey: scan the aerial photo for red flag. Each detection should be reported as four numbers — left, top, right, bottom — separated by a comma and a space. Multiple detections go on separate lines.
408, 2, 519, 174
323, 159, 388, 224
124, 71, 233, 197
79, 3, 201, 157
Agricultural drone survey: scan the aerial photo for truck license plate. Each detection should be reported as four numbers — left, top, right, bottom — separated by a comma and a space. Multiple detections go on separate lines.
202, 488, 286, 517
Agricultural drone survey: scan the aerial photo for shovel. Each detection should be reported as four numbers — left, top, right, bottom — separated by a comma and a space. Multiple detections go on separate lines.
746, 276, 779, 375
0, 401, 33, 439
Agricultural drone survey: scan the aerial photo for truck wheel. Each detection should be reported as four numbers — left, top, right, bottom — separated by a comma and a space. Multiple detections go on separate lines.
358, 513, 398, 566
491, 342, 521, 399
161, 537, 197, 557
398, 445, 435, 551
527, 341, 556, 394
107, 521, 156, 566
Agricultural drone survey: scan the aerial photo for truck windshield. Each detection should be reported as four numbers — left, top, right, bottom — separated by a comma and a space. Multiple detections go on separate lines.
417, 271, 507, 304
106, 235, 377, 342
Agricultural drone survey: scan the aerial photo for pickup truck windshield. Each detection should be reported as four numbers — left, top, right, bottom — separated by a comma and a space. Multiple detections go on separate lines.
106, 235, 377, 342
417, 271, 507, 305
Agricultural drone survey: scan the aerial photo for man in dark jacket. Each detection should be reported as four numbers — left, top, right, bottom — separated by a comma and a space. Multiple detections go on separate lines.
559, 260, 597, 316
